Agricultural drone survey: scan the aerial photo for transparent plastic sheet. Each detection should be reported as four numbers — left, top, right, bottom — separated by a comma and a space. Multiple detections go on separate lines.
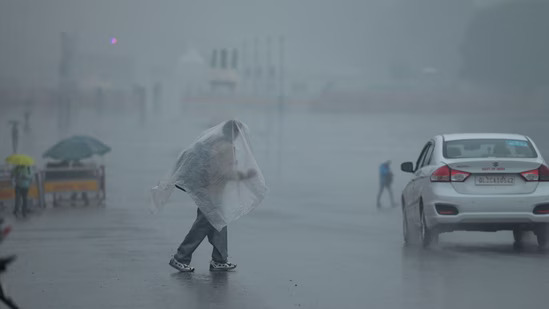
151, 120, 267, 231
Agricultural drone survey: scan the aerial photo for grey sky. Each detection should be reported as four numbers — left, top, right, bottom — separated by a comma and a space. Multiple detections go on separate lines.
0, 0, 503, 86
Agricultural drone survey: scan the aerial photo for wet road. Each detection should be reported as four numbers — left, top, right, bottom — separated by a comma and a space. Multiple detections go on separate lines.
1, 101, 549, 308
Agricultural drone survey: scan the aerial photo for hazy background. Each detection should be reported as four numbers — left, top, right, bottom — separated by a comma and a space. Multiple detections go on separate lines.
2, 1, 549, 308
3, 0, 543, 95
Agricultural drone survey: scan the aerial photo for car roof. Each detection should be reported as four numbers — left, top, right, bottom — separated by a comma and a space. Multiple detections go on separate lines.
441, 133, 528, 141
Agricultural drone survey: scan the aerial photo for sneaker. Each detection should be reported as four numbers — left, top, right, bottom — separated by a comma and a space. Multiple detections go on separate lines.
169, 257, 194, 272
209, 260, 237, 271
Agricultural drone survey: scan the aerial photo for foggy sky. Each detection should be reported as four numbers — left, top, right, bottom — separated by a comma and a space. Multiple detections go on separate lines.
0, 0, 503, 87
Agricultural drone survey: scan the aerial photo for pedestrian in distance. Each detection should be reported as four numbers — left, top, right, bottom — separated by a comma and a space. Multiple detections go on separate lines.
152, 120, 267, 272
9, 121, 19, 154
376, 160, 396, 209
11, 165, 32, 218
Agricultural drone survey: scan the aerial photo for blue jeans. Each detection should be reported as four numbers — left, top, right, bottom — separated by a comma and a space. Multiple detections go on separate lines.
377, 181, 395, 206
14, 187, 29, 216
175, 208, 228, 265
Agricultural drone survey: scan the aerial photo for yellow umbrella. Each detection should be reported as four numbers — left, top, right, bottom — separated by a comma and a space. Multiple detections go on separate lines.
5, 154, 35, 166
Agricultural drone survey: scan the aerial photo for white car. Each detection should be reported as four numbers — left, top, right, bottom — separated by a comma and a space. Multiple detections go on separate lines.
400, 133, 549, 249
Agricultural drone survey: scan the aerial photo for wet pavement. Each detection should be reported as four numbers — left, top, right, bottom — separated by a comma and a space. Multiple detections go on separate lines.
1, 101, 549, 308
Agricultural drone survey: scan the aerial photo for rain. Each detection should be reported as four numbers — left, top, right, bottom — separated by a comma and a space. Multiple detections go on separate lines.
1, 0, 549, 308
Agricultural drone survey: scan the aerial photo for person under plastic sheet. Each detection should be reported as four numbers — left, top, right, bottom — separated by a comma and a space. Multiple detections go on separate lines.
152, 120, 267, 272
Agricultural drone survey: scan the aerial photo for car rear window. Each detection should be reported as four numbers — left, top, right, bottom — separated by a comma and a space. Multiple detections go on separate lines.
443, 139, 537, 159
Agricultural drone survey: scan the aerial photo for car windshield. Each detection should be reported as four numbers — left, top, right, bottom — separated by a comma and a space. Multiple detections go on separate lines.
444, 139, 537, 159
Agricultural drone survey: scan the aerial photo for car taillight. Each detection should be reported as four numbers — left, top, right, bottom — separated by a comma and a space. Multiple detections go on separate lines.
539, 165, 549, 181
435, 204, 459, 215
431, 165, 450, 182
431, 165, 470, 182
533, 204, 549, 214
521, 169, 539, 181
451, 169, 471, 182
2, 226, 11, 237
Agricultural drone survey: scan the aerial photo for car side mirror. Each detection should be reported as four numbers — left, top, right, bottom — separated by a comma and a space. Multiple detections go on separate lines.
401, 162, 414, 173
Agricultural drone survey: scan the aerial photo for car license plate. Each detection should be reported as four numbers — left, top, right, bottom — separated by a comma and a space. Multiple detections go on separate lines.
475, 175, 515, 186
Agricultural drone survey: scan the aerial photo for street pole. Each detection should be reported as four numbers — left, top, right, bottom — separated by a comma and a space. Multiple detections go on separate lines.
58, 32, 75, 137
277, 35, 285, 182
253, 37, 259, 96
267, 36, 273, 95
242, 40, 248, 95
264, 36, 272, 166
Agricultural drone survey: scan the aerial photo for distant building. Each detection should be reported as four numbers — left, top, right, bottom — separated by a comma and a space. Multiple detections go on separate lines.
176, 48, 209, 98
74, 53, 136, 91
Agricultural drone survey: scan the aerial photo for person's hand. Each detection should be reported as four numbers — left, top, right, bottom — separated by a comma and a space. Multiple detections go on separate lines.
247, 169, 257, 178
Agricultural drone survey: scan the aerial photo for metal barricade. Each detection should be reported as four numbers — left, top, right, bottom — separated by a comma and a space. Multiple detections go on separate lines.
40, 165, 105, 207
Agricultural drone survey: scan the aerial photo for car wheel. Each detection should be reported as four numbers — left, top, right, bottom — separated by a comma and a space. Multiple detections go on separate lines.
402, 202, 420, 245
403, 210, 415, 244
513, 229, 524, 243
535, 224, 549, 251
512, 229, 525, 249
403, 210, 409, 243
420, 209, 437, 248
